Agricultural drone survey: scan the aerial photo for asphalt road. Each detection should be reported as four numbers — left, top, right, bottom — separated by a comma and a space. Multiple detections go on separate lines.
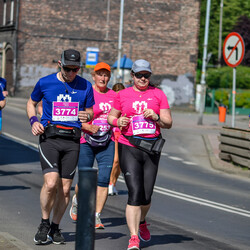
0, 101, 250, 249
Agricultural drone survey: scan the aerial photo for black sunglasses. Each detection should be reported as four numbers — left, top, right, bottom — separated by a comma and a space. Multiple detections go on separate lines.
134, 72, 151, 79
62, 66, 80, 72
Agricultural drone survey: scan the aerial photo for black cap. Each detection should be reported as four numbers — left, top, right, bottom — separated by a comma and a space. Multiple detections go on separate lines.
61, 49, 81, 67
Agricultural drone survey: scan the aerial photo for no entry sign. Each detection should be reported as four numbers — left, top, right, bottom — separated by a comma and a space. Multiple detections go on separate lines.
223, 32, 245, 68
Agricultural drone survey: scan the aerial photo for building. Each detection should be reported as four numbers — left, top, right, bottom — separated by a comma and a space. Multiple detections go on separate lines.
0, 0, 200, 105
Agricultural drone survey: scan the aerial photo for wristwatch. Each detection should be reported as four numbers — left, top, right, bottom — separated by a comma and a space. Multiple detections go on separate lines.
87, 113, 91, 122
156, 114, 160, 122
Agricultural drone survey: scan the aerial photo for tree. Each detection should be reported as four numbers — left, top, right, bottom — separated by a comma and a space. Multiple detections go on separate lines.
198, 0, 250, 67
231, 16, 250, 66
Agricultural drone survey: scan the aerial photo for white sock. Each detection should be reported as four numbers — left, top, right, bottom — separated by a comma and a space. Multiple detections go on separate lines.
96, 212, 101, 217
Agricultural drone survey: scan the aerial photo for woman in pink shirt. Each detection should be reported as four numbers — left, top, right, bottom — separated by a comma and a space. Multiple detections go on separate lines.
69, 62, 117, 229
108, 59, 172, 250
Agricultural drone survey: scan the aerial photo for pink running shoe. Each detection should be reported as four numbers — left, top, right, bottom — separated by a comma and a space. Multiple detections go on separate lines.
127, 235, 140, 250
139, 221, 151, 242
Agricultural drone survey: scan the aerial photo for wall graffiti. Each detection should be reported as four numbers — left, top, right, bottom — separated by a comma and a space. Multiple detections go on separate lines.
160, 75, 194, 107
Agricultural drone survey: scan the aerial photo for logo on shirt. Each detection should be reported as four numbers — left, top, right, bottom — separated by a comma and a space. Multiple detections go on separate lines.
132, 101, 147, 114
99, 102, 112, 113
57, 94, 72, 102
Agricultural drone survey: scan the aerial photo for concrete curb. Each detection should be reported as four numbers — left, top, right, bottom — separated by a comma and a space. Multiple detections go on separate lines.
0, 232, 33, 250
203, 134, 250, 179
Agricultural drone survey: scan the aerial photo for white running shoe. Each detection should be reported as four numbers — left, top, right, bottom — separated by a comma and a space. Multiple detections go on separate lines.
69, 194, 77, 221
108, 184, 118, 196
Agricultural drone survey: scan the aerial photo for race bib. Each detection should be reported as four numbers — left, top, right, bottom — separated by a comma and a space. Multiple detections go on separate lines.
52, 101, 79, 121
92, 115, 111, 136
132, 114, 156, 135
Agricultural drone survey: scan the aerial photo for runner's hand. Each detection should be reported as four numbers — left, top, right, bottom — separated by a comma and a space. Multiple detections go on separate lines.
143, 109, 158, 121
118, 114, 130, 127
31, 122, 44, 136
78, 111, 90, 123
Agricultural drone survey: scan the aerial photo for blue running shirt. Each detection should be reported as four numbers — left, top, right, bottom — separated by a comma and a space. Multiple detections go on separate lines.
31, 73, 95, 129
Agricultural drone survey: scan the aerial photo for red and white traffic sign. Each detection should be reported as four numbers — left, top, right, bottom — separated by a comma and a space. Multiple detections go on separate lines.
223, 32, 245, 68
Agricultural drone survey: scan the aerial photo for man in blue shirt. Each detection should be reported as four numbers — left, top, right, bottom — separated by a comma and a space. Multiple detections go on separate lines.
27, 49, 95, 245
0, 77, 8, 97
0, 88, 6, 132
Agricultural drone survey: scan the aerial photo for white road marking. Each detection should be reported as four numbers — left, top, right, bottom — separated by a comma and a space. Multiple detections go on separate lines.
4, 133, 249, 218
168, 156, 183, 161
2, 132, 38, 151
118, 177, 250, 218
182, 161, 198, 166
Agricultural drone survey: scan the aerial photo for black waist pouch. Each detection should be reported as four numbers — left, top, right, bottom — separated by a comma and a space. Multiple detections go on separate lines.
44, 124, 81, 140
124, 134, 165, 154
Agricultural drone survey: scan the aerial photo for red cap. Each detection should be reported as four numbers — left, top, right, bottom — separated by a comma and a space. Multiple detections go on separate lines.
94, 62, 111, 72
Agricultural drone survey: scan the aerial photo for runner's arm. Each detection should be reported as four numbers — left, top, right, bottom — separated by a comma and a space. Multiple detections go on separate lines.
27, 97, 44, 136
78, 107, 94, 123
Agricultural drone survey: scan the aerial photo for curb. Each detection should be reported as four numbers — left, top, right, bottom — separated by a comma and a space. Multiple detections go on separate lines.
203, 134, 250, 179
0, 232, 33, 250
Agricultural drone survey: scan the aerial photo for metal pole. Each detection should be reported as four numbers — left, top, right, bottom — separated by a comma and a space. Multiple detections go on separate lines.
232, 67, 236, 128
197, 0, 211, 125
105, 0, 110, 40
218, 0, 223, 67
75, 168, 97, 250
116, 0, 124, 82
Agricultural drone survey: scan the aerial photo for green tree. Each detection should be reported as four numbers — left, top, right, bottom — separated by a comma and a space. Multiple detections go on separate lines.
198, 0, 250, 67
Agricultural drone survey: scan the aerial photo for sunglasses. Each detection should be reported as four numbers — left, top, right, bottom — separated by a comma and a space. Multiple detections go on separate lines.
134, 72, 151, 79
62, 66, 80, 72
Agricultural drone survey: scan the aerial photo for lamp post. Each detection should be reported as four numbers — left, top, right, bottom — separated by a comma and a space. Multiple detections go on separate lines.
218, 0, 223, 67
197, 0, 211, 125
116, 0, 124, 82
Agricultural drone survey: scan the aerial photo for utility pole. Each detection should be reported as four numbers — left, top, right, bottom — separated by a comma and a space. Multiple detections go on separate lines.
218, 0, 223, 67
197, 0, 211, 125
116, 0, 124, 82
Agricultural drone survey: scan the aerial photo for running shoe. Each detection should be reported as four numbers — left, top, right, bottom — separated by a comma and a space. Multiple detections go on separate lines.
127, 235, 140, 250
95, 213, 104, 229
138, 221, 151, 242
34, 222, 50, 245
69, 194, 77, 221
108, 184, 118, 196
48, 228, 65, 244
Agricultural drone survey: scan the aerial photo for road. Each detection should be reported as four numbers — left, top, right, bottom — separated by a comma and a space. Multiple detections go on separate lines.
0, 102, 250, 249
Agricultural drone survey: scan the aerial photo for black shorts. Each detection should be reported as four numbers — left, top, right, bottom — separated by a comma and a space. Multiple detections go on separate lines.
118, 143, 161, 206
39, 135, 80, 179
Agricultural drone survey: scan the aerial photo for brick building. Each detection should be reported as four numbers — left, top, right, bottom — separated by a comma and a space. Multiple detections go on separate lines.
0, 0, 200, 105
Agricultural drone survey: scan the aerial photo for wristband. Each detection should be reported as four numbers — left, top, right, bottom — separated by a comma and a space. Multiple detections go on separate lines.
156, 114, 160, 122
29, 116, 39, 126
113, 118, 118, 126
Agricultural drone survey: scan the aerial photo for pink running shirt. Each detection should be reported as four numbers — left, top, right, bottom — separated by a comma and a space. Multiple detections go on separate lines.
80, 88, 117, 144
113, 86, 170, 146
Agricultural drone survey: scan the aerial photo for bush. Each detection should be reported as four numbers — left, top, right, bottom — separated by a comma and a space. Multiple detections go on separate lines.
205, 66, 250, 89
209, 88, 250, 108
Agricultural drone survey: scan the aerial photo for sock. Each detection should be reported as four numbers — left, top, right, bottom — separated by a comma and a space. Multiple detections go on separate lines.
41, 218, 50, 225
96, 212, 101, 217
140, 220, 145, 225
50, 222, 59, 232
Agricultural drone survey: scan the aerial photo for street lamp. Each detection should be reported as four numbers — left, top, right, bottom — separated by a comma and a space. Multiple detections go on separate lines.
197, 0, 211, 125
116, 0, 124, 82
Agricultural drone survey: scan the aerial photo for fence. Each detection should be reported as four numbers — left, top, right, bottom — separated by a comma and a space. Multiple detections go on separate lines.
219, 127, 250, 168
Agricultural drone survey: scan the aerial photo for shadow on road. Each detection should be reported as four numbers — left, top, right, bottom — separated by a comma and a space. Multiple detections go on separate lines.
0, 185, 30, 191
0, 135, 39, 165
142, 234, 193, 248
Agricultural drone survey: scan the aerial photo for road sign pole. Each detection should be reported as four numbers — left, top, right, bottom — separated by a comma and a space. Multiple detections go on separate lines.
232, 67, 236, 128
223, 32, 245, 128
